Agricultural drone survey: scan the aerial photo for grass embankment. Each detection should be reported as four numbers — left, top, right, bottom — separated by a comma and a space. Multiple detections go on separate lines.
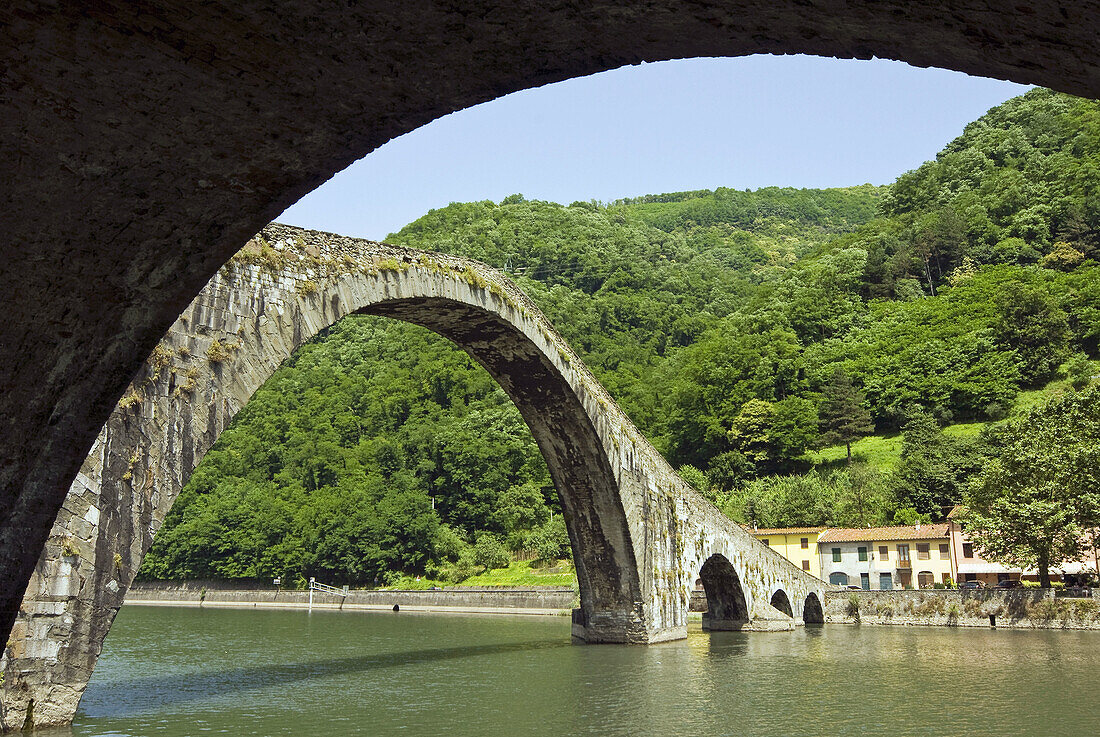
382, 559, 577, 590
807, 422, 986, 471
808, 373, 1091, 472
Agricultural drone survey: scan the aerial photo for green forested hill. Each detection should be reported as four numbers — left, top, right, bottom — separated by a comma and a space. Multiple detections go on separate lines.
141, 88, 1100, 586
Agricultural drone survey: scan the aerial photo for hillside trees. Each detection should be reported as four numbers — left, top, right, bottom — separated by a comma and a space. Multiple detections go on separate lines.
142, 88, 1100, 584
887, 409, 991, 522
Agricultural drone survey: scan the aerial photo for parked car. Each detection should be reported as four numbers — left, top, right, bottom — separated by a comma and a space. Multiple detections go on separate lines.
995, 579, 1022, 589
959, 580, 985, 589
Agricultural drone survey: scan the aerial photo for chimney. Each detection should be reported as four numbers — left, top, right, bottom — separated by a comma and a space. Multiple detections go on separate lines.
916, 523, 922, 531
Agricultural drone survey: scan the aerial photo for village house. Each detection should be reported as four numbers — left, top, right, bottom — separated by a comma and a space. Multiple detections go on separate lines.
748, 527, 826, 578
817, 524, 952, 590
946, 506, 1100, 586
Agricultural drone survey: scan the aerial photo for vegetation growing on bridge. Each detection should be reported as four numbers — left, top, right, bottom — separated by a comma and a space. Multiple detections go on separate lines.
141, 88, 1100, 586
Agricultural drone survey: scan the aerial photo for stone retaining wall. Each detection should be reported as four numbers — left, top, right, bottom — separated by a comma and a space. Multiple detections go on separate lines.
127, 582, 576, 613
824, 589, 1100, 629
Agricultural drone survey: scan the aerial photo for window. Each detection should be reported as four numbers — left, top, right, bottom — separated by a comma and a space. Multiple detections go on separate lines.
879, 545, 889, 560
800, 537, 809, 549
963, 543, 974, 558
832, 548, 841, 562
939, 543, 950, 559
917, 543, 930, 560
897, 544, 910, 561
802, 560, 810, 571
829, 572, 848, 586
762, 539, 769, 546
858, 546, 868, 562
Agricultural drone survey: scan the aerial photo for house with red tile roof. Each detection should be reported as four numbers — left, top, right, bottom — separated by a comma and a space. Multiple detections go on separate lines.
817, 524, 952, 590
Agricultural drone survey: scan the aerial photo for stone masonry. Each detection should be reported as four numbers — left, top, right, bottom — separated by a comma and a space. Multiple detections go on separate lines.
8, 4, 1100, 656
1, 224, 825, 731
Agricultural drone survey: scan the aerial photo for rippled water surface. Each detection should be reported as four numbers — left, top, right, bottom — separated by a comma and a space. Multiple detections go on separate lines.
46, 605, 1100, 736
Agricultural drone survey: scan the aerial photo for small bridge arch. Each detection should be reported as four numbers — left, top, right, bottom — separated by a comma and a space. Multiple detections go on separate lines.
769, 589, 794, 618
803, 592, 825, 625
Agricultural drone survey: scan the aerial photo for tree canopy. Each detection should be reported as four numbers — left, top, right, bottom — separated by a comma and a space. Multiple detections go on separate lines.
963, 384, 1100, 586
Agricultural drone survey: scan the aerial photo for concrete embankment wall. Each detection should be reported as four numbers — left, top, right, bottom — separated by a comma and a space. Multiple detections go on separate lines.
127, 581, 577, 615
824, 588, 1100, 630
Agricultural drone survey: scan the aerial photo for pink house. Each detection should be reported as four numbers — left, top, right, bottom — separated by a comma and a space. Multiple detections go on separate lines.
947, 506, 1100, 586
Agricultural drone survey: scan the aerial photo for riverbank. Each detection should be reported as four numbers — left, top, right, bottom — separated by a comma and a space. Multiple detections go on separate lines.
129, 583, 1100, 630
126, 581, 577, 616
823, 588, 1100, 630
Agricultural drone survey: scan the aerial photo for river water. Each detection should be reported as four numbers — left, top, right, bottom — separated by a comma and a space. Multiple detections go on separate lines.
45, 605, 1100, 736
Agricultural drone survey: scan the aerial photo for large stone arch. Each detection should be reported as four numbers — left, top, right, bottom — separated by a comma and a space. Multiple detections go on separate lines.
1, 223, 827, 729
5, 5, 1100, 650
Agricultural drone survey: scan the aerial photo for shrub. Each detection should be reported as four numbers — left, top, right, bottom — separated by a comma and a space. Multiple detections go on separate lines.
207, 339, 234, 364
913, 597, 947, 617
433, 524, 471, 563
118, 389, 143, 410
846, 594, 861, 621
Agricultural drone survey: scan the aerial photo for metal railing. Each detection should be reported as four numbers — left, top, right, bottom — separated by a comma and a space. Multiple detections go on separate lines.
308, 577, 349, 611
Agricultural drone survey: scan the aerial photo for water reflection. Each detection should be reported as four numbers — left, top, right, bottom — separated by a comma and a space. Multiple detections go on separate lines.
63, 607, 1100, 737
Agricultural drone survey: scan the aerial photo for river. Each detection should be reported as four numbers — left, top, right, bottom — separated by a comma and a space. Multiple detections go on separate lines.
40, 605, 1100, 736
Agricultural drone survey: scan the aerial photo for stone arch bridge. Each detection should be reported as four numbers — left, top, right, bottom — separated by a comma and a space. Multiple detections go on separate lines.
1, 224, 825, 730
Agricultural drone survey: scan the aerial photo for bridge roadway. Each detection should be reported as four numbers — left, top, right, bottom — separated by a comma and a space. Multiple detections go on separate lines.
0, 224, 825, 730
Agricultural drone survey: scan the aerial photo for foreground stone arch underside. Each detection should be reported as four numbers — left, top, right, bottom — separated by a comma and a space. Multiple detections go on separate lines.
0, 224, 826, 730
6, 2, 1100, 652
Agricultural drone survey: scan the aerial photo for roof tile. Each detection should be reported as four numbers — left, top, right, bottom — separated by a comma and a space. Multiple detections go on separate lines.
817, 524, 949, 543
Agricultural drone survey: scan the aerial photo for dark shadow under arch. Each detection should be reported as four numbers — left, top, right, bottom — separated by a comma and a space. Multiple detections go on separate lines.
699, 554, 748, 631
770, 589, 793, 618
803, 592, 825, 625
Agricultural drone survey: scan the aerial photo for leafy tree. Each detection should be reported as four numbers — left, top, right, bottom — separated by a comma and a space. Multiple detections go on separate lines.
964, 385, 1100, 586
528, 517, 571, 562
994, 280, 1070, 385
1060, 353, 1094, 390
836, 463, 888, 527
817, 369, 874, 464
677, 464, 715, 502
473, 533, 511, 572
491, 481, 551, 549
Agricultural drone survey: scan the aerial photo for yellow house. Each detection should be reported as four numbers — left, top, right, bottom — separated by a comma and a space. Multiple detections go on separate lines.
749, 527, 826, 578
818, 524, 953, 589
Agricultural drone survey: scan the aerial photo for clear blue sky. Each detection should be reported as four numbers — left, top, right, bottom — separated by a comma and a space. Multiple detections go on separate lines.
279, 54, 1032, 241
